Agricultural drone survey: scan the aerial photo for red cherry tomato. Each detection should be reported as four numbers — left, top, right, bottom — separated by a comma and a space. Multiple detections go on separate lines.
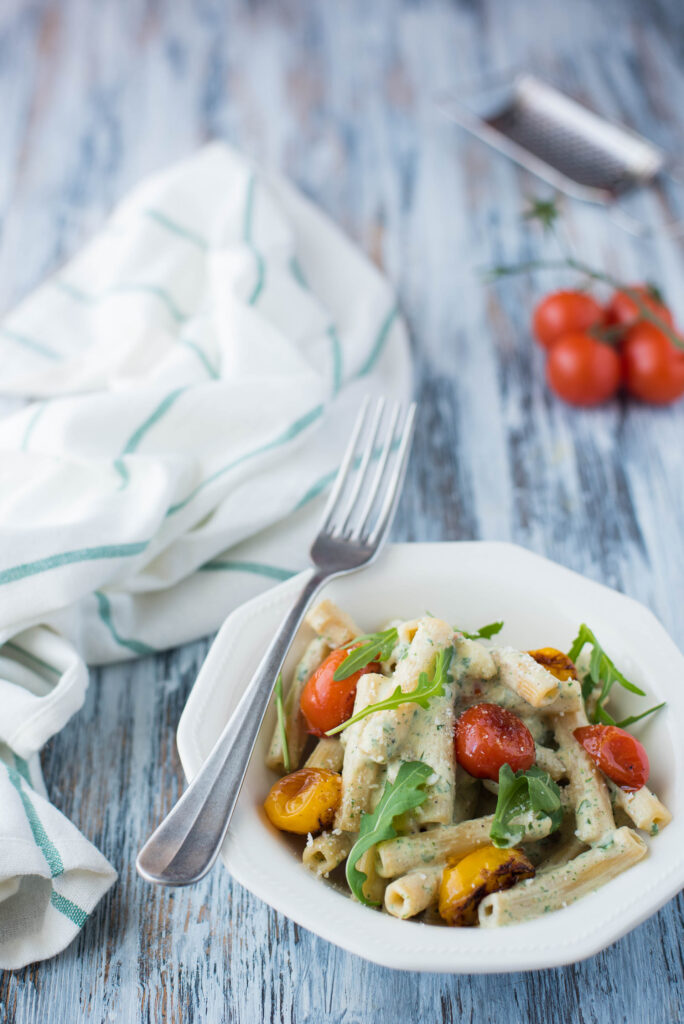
454, 703, 535, 781
546, 331, 620, 406
621, 322, 684, 405
300, 648, 378, 736
573, 724, 649, 792
605, 285, 674, 330
532, 291, 604, 349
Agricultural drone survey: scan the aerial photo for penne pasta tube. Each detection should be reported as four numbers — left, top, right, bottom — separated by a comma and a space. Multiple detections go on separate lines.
377, 816, 494, 878
609, 782, 672, 835
377, 811, 557, 878
302, 831, 354, 877
358, 617, 455, 764
357, 847, 387, 905
266, 636, 329, 773
534, 744, 566, 780
384, 865, 444, 919
305, 737, 344, 773
543, 676, 584, 714
479, 827, 647, 926
553, 712, 615, 844
397, 687, 456, 827
305, 599, 360, 648
452, 638, 497, 682
335, 674, 392, 831
492, 648, 560, 708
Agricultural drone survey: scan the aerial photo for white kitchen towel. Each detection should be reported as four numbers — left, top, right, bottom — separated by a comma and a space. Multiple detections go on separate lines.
0, 143, 411, 968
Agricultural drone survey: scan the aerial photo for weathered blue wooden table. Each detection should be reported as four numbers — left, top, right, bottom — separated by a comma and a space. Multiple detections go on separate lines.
1, 1, 683, 1020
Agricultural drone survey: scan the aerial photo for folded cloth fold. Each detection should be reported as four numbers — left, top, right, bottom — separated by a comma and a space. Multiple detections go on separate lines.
0, 143, 411, 967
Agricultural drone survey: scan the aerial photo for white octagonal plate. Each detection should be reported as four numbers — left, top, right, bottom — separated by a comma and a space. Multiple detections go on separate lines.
177, 542, 684, 973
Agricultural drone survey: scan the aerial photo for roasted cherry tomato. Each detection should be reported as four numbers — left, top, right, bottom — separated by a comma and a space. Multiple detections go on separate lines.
573, 724, 649, 792
454, 703, 535, 781
546, 331, 621, 406
532, 290, 604, 349
528, 647, 578, 682
621, 322, 684, 404
605, 285, 674, 330
300, 648, 379, 736
264, 767, 342, 834
439, 846, 535, 926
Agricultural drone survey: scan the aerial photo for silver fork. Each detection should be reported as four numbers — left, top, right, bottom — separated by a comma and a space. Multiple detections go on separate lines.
136, 397, 417, 886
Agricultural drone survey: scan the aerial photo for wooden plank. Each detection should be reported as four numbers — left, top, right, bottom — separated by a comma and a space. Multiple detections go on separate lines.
0, 0, 683, 1021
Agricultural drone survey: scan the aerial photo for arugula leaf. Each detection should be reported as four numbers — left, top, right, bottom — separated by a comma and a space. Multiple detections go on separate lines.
490, 764, 563, 849
567, 624, 658, 725
346, 761, 432, 905
594, 701, 666, 729
274, 673, 290, 773
326, 647, 453, 736
457, 621, 504, 641
333, 628, 399, 681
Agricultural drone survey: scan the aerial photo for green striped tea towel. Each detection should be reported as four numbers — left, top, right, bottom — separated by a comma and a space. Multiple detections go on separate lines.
0, 144, 411, 967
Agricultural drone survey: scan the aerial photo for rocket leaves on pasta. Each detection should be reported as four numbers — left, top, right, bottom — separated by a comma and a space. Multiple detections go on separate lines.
274, 673, 290, 773
332, 628, 399, 681
326, 647, 454, 736
457, 621, 504, 641
346, 761, 433, 905
568, 624, 664, 727
490, 765, 563, 849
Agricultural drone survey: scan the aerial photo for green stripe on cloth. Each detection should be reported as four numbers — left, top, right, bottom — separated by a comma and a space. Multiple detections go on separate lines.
3, 641, 60, 677
247, 251, 265, 305
6, 765, 63, 877
1, 328, 61, 361
0, 541, 148, 586
13, 755, 32, 787
243, 174, 257, 243
294, 468, 337, 511
21, 403, 47, 451
179, 339, 219, 379
199, 559, 296, 581
357, 304, 398, 377
144, 209, 208, 250
243, 174, 265, 305
327, 325, 343, 394
289, 257, 308, 289
95, 591, 156, 657
168, 404, 324, 516
113, 458, 130, 489
50, 890, 88, 928
122, 387, 186, 454
56, 280, 188, 325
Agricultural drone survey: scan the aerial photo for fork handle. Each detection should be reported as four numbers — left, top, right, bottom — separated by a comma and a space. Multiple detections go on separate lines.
136, 568, 329, 886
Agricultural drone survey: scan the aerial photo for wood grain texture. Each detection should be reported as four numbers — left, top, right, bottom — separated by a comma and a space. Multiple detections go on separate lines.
1, 0, 683, 1020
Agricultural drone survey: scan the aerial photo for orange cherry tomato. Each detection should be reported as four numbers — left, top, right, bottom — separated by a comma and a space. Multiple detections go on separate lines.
300, 648, 379, 736
264, 767, 342, 834
528, 647, 578, 682
454, 703, 535, 781
546, 331, 621, 406
605, 285, 674, 330
573, 724, 649, 792
532, 291, 604, 349
621, 322, 684, 405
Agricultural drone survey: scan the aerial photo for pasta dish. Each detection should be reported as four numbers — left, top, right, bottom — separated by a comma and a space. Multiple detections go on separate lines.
262, 602, 670, 926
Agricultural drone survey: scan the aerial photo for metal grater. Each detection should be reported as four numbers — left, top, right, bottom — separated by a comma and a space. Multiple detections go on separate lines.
440, 73, 682, 236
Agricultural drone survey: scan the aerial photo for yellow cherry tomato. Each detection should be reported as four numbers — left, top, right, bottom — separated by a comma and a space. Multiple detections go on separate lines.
438, 845, 535, 926
528, 647, 578, 682
264, 767, 342, 835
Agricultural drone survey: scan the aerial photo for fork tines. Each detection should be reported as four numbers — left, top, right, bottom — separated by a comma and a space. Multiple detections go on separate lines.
322, 397, 417, 546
